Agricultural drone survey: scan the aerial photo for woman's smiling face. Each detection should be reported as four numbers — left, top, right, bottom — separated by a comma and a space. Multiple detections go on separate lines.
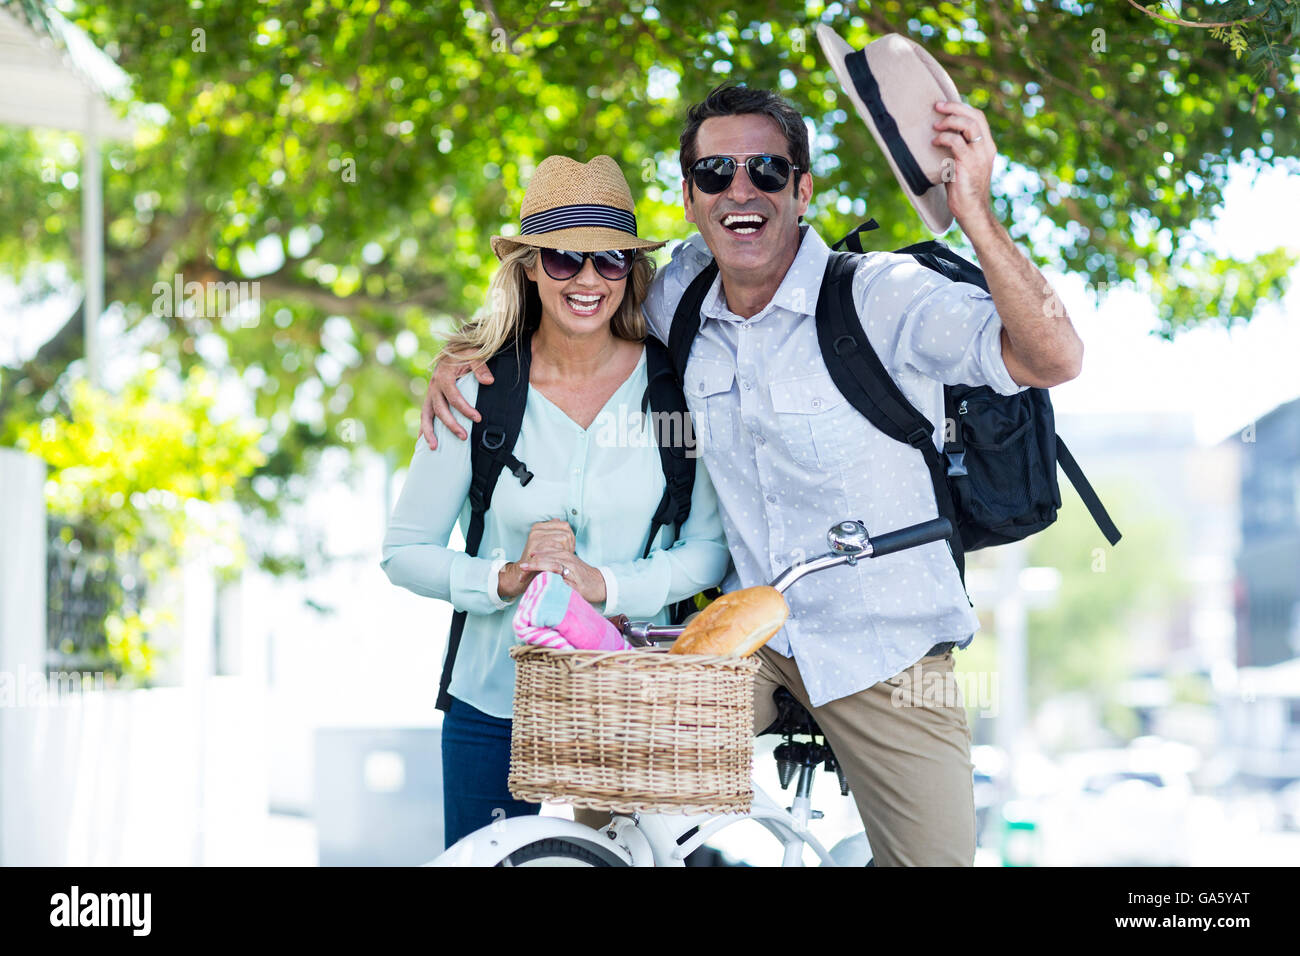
526, 252, 627, 336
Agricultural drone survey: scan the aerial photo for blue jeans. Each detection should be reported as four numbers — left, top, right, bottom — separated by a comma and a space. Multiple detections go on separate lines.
441, 695, 539, 848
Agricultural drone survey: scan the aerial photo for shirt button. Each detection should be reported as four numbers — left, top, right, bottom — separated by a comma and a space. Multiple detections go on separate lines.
765, 494, 778, 504
755, 434, 766, 446
570, 508, 578, 516
811, 398, 822, 408
742, 322, 752, 330
742, 381, 753, 391
698, 382, 706, 393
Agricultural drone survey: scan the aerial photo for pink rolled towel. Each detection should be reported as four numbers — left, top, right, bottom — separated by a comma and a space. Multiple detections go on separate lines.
513, 571, 631, 650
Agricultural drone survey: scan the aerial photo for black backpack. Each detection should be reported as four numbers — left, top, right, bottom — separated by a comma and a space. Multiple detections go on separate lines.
435, 321, 699, 713
666, 219, 1121, 587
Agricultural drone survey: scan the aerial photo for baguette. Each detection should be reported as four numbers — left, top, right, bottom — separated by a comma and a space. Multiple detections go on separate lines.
668, 586, 789, 657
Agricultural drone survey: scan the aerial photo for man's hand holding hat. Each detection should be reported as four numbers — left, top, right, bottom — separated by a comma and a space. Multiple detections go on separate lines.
931, 99, 998, 237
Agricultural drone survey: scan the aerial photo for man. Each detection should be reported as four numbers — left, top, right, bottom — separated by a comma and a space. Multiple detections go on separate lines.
422, 85, 1082, 865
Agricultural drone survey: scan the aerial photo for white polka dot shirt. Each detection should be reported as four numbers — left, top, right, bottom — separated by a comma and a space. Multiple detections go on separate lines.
642, 224, 1028, 707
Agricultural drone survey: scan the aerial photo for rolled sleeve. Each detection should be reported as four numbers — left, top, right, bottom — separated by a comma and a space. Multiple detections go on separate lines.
448, 553, 513, 615
973, 302, 1028, 396
597, 565, 620, 616
487, 557, 511, 609
854, 252, 1029, 395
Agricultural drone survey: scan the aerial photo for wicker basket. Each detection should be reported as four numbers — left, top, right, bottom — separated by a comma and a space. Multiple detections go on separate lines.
507, 644, 760, 815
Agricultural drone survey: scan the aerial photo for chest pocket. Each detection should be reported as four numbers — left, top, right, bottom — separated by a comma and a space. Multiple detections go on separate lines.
684, 359, 737, 454
769, 371, 857, 468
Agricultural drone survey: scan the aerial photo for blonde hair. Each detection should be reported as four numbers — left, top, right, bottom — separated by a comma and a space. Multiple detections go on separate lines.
441, 245, 656, 366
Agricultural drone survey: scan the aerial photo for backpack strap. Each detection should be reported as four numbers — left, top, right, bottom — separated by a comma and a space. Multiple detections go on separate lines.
830, 217, 880, 253
894, 240, 991, 292
667, 260, 718, 383
661, 261, 725, 622
942, 387, 968, 477
814, 250, 968, 583
1055, 436, 1122, 546
640, 338, 695, 560
435, 330, 535, 713
642, 338, 699, 624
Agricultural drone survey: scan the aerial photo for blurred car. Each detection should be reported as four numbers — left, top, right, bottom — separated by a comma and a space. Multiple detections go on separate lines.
1049, 745, 1197, 866
1277, 780, 1300, 831
971, 745, 1007, 847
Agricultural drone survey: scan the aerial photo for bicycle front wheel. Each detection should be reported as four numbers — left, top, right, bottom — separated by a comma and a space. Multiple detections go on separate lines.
496, 837, 630, 867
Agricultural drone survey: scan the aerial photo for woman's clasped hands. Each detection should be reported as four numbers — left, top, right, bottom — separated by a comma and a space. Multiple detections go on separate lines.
496, 518, 607, 606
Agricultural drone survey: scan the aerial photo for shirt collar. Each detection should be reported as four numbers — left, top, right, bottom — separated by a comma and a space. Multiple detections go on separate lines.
694, 224, 832, 327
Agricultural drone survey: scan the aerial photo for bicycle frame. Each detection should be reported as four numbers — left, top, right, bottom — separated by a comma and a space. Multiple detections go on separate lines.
427, 779, 837, 867
429, 814, 638, 866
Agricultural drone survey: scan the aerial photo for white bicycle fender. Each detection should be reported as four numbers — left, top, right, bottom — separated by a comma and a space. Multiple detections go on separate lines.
423, 816, 635, 867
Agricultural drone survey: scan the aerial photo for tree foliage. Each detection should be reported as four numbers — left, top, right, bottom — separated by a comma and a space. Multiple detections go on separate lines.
1, 0, 1297, 575
15, 365, 266, 682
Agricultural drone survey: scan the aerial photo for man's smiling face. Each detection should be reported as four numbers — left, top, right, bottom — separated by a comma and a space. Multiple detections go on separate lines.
683, 113, 812, 279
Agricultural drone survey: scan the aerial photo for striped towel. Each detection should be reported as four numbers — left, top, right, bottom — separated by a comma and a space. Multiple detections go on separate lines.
513, 572, 631, 651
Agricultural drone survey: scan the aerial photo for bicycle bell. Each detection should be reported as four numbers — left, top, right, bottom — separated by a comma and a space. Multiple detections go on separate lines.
827, 519, 870, 555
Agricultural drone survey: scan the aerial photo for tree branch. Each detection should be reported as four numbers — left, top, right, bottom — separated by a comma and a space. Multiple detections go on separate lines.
1124, 0, 1268, 30
198, 264, 448, 320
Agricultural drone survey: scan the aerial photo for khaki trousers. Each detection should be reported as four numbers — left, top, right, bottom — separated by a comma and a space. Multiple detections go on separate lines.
575, 647, 976, 866
749, 645, 976, 866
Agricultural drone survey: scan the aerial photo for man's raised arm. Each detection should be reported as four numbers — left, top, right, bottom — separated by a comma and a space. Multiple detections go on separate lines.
933, 100, 1084, 388
421, 357, 494, 450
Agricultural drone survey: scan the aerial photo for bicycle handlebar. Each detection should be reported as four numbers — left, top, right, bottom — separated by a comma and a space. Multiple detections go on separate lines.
864, 516, 953, 559
619, 516, 955, 643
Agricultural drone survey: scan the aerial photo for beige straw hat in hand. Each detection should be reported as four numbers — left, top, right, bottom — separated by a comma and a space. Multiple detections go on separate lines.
491, 155, 666, 259
817, 25, 965, 235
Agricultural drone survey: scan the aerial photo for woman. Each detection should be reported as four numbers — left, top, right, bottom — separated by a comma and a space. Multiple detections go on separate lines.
380, 155, 729, 848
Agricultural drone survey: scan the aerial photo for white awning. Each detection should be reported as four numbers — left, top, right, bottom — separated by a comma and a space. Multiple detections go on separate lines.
0, 2, 139, 387
0, 4, 134, 139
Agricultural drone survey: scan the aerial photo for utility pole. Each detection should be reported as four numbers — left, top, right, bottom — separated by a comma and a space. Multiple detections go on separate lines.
81, 98, 102, 388
994, 542, 1029, 783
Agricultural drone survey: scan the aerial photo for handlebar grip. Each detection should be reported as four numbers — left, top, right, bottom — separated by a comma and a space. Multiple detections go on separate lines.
868, 517, 953, 559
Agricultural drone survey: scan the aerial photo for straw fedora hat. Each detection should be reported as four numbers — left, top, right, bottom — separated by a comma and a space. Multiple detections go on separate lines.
491, 155, 666, 259
816, 25, 963, 235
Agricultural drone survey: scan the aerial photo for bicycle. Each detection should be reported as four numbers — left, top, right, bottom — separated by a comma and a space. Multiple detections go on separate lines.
427, 515, 954, 867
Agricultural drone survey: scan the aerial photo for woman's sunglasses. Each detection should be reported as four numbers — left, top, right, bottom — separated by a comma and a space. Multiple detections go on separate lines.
689, 154, 800, 194
538, 247, 635, 282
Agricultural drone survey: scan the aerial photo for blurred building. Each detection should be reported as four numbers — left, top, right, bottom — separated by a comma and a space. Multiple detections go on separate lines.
1233, 396, 1300, 668
1219, 657, 1300, 783
1215, 396, 1300, 786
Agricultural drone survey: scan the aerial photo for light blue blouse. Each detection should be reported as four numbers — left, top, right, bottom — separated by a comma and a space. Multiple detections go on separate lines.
381, 346, 731, 719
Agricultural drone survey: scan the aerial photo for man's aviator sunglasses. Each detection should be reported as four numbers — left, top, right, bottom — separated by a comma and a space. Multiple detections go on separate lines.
689, 154, 800, 194
538, 247, 635, 282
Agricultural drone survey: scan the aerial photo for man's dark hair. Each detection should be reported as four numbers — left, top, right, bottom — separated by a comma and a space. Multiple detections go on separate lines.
679, 83, 810, 200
